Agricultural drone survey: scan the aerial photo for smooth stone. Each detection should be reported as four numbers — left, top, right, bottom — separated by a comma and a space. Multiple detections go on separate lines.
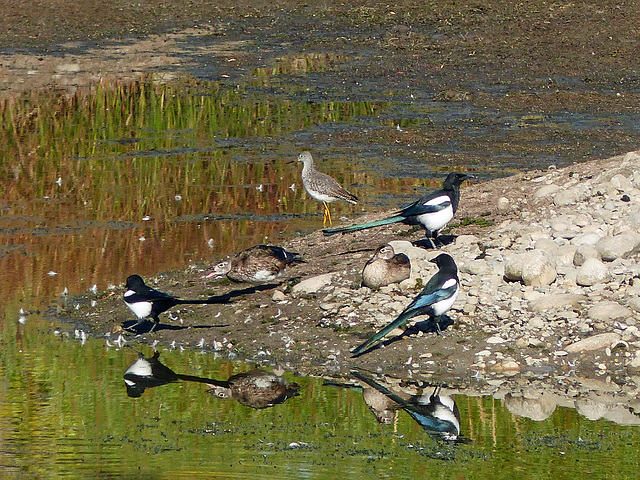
504, 250, 556, 286
534, 184, 560, 199
455, 234, 481, 246
565, 332, 621, 353
576, 257, 611, 286
595, 231, 640, 261
292, 273, 336, 294
626, 296, 640, 312
272, 291, 286, 302
588, 301, 633, 322
387, 240, 432, 263
497, 197, 510, 212
460, 259, 492, 276
554, 186, 590, 206
573, 244, 599, 266
529, 293, 587, 312
487, 336, 506, 344
610, 173, 634, 192
571, 232, 603, 246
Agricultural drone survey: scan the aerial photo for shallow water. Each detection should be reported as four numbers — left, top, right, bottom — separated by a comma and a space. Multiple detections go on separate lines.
2, 40, 640, 478
2, 313, 640, 479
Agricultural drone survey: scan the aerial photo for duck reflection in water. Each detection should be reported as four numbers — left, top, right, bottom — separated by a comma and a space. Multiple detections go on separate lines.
350, 370, 462, 442
123, 351, 300, 409
206, 369, 300, 409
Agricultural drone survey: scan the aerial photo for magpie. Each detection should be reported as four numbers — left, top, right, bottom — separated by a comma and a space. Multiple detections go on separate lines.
351, 253, 459, 356
351, 370, 461, 441
123, 351, 299, 407
323, 172, 469, 248
124, 350, 230, 398
123, 274, 210, 332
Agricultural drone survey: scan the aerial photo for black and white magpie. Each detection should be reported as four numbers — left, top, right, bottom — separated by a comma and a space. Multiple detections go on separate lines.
351, 370, 461, 441
123, 274, 210, 332
124, 350, 230, 398
323, 172, 469, 247
351, 253, 459, 356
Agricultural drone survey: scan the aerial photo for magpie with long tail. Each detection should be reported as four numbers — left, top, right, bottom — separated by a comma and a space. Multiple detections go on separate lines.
351, 370, 461, 441
323, 172, 469, 248
351, 253, 459, 356
124, 350, 231, 397
123, 274, 212, 332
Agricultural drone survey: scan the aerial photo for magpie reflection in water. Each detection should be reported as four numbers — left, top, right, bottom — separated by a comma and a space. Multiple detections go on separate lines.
123, 351, 300, 408
350, 370, 463, 442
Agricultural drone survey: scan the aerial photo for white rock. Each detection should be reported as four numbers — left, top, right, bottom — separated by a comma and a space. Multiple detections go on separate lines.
595, 232, 640, 261
571, 232, 603, 246
529, 293, 587, 312
486, 336, 506, 344
497, 197, 510, 212
534, 184, 560, 199
504, 250, 556, 286
272, 290, 286, 302
573, 245, 599, 266
460, 259, 492, 276
610, 173, 634, 192
554, 186, 590, 206
292, 273, 336, 294
564, 332, 621, 353
575, 257, 611, 286
588, 301, 633, 322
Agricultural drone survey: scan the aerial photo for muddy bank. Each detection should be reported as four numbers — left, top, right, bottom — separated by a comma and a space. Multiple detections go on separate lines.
62, 151, 640, 395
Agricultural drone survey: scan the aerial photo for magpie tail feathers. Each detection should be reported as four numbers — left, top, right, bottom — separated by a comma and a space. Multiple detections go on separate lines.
351, 309, 415, 356
323, 215, 404, 236
175, 374, 231, 388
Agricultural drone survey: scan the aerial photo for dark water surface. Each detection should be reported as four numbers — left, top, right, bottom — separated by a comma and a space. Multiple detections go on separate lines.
2, 15, 640, 477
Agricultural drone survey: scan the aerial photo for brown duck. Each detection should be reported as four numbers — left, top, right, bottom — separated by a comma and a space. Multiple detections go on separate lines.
207, 244, 304, 282
362, 244, 411, 288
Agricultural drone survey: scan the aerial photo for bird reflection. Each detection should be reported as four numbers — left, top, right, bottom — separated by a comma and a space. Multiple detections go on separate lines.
350, 370, 462, 441
123, 351, 299, 408
206, 369, 300, 409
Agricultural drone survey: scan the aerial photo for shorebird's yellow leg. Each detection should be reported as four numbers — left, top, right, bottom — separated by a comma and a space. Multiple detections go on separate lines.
323, 201, 332, 227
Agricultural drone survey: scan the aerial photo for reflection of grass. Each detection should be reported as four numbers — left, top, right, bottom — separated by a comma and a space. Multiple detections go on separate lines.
0, 76, 435, 307
0, 76, 387, 222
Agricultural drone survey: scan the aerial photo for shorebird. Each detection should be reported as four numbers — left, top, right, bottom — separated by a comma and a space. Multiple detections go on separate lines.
324, 172, 469, 247
294, 151, 358, 227
123, 275, 210, 332
207, 244, 304, 283
351, 253, 459, 356
362, 244, 411, 288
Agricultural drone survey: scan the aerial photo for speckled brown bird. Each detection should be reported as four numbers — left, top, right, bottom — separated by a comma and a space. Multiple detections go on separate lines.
207, 244, 304, 283
207, 368, 300, 409
362, 244, 411, 288
295, 151, 358, 227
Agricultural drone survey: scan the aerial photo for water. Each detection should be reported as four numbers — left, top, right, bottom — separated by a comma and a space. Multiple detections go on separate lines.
2, 316, 640, 478
2, 45, 640, 477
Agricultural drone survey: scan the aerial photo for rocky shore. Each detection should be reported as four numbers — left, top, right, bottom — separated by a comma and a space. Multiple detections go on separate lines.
66, 150, 640, 425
